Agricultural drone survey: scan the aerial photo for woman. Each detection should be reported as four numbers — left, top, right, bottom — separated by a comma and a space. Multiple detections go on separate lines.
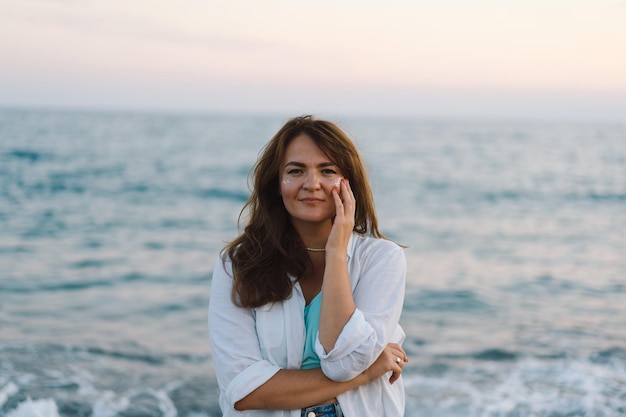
208, 115, 408, 417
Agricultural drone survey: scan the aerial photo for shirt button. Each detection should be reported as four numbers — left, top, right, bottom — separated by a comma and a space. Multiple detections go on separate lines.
307, 412, 316, 417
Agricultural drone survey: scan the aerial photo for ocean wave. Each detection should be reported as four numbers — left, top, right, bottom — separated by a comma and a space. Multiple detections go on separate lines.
1, 279, 114, 294
140, 296, 207, 316
195, 187, 249, 202
0, 342, 218, 417
1, 171, 250, 205
472, 348, 519, 361
81, 346, 210, 366
84, 346, 167, 365
589, 347, 626, 364
2, 342, 625, 417
0, 272, 203, 294
405, 289, 492, 313
2, 273, 138, 293
0, 342, 210, 365
581, 191, 626, 202
71, 258, 123, 269
440, 348, 520, 362
403, 352, 626, 417
0, 245, 32, 254
5, 398, 60, 417
4, 149, 54, 163
2, 389, 218, 417
0, 383, 19, 409
503, 274, 622, 298
427, 348, 576, 364
414, 180, 626, 207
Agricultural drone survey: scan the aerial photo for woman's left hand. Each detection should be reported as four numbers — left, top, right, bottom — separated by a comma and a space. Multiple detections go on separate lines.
363, 343, 408, 385
326, 179, 356, 254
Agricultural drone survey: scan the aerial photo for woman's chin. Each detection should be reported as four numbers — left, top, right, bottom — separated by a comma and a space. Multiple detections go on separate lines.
290, 214, 334, 226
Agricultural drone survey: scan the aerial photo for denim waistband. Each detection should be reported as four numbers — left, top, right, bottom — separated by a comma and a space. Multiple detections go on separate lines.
301, 401, 343, 417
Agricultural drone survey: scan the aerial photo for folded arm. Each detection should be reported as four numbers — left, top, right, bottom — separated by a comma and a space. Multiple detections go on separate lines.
235, 343, 407, 411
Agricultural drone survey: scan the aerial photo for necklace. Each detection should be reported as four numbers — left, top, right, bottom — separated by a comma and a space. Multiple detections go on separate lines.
306, 247, 326, 252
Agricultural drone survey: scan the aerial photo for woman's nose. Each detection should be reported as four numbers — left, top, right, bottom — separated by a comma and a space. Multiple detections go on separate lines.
302, 172, 321, 189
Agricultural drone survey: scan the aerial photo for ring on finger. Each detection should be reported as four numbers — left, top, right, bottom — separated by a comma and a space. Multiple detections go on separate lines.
395, 356, 401, 364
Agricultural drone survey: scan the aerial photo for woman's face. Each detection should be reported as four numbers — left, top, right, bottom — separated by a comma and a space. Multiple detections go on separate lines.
280, 134, 343, 228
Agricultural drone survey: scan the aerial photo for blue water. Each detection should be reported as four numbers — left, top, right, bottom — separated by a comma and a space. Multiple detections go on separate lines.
1, 108, 625, 417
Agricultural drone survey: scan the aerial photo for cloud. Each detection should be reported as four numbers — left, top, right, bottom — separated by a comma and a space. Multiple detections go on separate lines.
3, 1, 287, 54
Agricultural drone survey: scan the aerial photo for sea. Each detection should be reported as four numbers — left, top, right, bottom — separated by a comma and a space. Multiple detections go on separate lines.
1, 107, 625, 417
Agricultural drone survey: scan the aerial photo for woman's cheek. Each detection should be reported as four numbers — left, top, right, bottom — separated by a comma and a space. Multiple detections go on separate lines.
326, 177, 343, 195
281, 178, 299, 194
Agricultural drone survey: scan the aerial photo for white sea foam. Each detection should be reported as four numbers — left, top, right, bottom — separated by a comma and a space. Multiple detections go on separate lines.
91, 390, 130, 417
5, 398, 60, 417
90, 388, 178, 417
403, 356, 626, 416
0, 383, 19, 408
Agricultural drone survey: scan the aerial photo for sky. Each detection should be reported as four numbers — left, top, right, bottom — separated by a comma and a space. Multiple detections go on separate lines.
1, 0, 625, 122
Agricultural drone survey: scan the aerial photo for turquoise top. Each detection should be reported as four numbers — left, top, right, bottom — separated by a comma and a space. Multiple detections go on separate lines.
301, 292, 322, 369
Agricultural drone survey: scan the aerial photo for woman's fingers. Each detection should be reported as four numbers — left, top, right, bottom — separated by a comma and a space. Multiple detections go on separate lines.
341, 179, 355, 213
364, 343, 409, 384
386, 343, 408, 384
389, 354, 405, 384
388, 359, 402, 384
332, 186, 344, 216
387, 343, 408, 362
333, 180, 355, 213
328, 180, 355, 252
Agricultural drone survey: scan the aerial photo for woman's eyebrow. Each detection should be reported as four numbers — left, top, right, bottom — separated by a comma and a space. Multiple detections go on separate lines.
284, 161, 337, 168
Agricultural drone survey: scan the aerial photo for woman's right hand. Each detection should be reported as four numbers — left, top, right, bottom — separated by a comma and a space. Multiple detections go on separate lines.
363, 343, 408, 385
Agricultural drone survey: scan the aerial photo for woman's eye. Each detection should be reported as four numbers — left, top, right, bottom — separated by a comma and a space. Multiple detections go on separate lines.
321, 168, 337, 175
287, 169, 303, 175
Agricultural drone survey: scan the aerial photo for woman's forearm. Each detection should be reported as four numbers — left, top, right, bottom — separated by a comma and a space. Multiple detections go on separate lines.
234, 367, 368, 411
319, 251, 355, 352
319, 179, 357, 352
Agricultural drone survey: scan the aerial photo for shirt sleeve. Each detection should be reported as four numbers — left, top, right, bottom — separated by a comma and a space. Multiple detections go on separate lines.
315, 240, 407, 381
208, 256, 281, 408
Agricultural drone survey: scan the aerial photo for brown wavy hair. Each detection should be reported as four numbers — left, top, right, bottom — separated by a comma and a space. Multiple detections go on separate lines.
224, 115, 385, 308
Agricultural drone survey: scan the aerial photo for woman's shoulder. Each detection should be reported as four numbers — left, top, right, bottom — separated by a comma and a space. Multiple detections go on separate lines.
212, 251, 234, 280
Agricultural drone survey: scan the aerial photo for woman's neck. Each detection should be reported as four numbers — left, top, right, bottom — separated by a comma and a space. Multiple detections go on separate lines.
292, 220, 332, 250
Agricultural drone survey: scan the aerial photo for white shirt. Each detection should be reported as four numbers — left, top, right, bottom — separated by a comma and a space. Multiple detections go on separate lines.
208, 232, 407, 417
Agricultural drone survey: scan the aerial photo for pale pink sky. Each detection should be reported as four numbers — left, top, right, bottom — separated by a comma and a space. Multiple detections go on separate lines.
1, 0, 625, 121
